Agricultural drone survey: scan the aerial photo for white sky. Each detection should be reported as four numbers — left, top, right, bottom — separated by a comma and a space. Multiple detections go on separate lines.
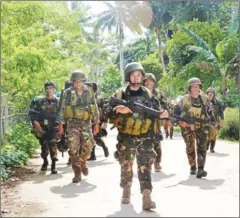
82, 1, 147, 45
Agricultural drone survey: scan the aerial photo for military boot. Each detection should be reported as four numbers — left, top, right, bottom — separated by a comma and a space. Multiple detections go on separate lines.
102, 145, 109, 158
165, 131, 169, 139
142, 189, 156, 210
154, 162, 162, 172
81, 161, 89, 176
196, 167, 207, 179
210, 140, 216, 153
51, 159, 58, 174
170, 127, 174, 139
41, 158, 48, 171
88, 146, 96, 161
72, 167, 81, 183
121, 187, 131, 204
190, 166, 196, 175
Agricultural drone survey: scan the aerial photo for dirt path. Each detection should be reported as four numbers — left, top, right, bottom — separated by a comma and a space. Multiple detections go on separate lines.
1, 129, 239, 217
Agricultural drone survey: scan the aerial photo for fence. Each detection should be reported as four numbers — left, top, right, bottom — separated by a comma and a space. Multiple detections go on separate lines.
0, 104, 28, 141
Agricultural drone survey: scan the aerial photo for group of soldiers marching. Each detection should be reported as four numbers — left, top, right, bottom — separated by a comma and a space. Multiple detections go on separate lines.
28, 62, 224, 211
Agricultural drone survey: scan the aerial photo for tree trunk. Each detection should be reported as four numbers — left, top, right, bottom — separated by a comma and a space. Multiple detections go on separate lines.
156, 27, 166, 75
119, 26, 125, 86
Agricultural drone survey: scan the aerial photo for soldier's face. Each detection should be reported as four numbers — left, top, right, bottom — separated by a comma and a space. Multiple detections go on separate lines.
45, 86, 54, 96
73, 80, 84, 89
129, 71, 143, 85
207, 91, 214, 100
190, 84, 200, 96
144, 79, 155, 90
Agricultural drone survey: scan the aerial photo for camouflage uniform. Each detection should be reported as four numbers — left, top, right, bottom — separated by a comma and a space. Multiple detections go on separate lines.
29, 82, 60, 174
206, 88, 224, 152
89, 96, 109, 160
61, 70, 99, 183
176, 78, 215, 178
143, 73, 166, 172
164, 99, 175, 139
109, 62, 159, 210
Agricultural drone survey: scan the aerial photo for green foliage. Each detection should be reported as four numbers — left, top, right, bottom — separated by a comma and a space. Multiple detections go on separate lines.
140, 52, 162, 82
5, 123, 39, 157
1, 123, 39, 181
219, 108, 239, 141
100, 64, 122, 98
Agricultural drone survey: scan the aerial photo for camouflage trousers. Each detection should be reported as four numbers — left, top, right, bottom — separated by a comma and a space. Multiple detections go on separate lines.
207, 126, 219, 151
115, 133, 156, 193
164, 119, 174, 138
182, 127, 208, 168
153, 140, 161, 164
67, 120, 94, 174
39, 127, 58, 161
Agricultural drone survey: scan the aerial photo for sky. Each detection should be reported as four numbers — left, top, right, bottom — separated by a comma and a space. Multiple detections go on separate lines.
81, 1, 147, 45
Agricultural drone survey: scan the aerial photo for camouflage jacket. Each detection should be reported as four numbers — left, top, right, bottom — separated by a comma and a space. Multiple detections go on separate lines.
152, 89, 167, 110
60, 85, 99, 124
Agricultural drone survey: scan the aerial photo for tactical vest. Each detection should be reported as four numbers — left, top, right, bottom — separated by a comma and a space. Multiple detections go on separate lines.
63, 86, 95, 120
181, 94, 209, 128
209, 99, 221, 121
113, 86, 158, 136
37, 96, 59, 126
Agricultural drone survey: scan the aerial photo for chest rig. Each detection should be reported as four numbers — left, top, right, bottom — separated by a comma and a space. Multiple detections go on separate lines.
63, 86, 93, 120
114, 86, 157, 136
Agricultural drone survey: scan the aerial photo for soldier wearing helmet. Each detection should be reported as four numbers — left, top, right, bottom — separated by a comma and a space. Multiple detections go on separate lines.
206, 87, 224, 153
164, 97, 175, 139
143, 73, 167, 172
108, 62, 169, 210
29, 81, 61, 174
60, 70, 100, 183
175, 77, 216, 178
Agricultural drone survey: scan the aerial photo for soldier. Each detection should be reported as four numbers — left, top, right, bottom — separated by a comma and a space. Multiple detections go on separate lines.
163, 97, 175, 139
29, 81, 63, 174
88, 96, 109, 160
60, 70, 99, 183
175, 78, 216, 178
143, 73, 166, 172
206, 88, 224, 153
108, 62, 168, 210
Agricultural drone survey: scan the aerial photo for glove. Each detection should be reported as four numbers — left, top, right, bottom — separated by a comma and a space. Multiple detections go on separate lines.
57, 124, 64, 136
33, 121, 42, 132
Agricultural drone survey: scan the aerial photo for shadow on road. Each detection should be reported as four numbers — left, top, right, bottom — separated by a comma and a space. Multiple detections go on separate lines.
179, 176, 225, 190
25, 171, 64, 184
50, 179, 97, 198
151, 172, 176, 182
208, 152, 230, 158
106, 203, 161, 217
87, 159, 116, 168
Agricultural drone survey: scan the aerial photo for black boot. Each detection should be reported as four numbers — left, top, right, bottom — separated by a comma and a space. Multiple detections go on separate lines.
102, 145, 109, 158
165, 132, 169, 139
88, 146, 96, 161
41, 158, 48, 171
170, 127, 173, 139
196, 167, 207, 179
210, 140, 216, 153
51, 159, 58, 174
190, 166, 196, 175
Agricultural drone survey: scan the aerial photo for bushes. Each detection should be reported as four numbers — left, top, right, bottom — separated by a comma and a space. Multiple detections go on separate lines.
1, 123, 39, 181
219, 107, 239, 141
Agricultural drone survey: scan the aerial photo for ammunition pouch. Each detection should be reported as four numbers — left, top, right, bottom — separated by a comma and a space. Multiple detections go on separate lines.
113, 116, 153, 136
64, 106, 90, 120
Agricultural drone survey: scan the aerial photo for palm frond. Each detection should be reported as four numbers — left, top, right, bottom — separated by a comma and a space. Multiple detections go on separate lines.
187, 45, 217, 62
227, 8, 239, 35
178, 24, 210, 49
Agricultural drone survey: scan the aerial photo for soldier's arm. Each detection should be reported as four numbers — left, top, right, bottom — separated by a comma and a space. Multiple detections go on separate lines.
218, 100, 224, 120
90, 90, 100, 125
28, 98, 39, 123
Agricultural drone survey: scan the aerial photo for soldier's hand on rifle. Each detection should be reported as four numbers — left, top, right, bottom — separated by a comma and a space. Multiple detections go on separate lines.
101, 122, 107, 129
159, 110, 169, 119
115, 105, 132, 114
93, 123, 100, 136
57, 124, 64, 136
33, 121, 42, 132
179, 121, 189, 128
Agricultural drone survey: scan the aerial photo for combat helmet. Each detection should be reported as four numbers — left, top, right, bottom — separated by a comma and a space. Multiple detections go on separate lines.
124, 62, 145, 82
70, 70, 86, 81
188, 77, 202, 88
143, 73, 156, 82
206, 87, 215, 94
